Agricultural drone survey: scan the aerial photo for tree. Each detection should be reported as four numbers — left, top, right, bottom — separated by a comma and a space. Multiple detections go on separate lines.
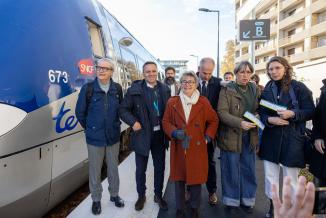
221, 40, 235, 75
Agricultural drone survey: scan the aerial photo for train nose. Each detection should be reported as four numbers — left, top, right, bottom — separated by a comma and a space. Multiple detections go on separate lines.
0, 103, 27, 137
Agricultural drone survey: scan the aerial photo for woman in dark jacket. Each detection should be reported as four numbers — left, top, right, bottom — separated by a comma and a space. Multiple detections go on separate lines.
310, 79, 326, 184
258, 56, 315, 218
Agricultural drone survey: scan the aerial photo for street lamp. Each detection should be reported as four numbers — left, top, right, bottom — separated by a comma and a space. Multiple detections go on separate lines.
190, 54, 199, 68
198, 8, 220, 78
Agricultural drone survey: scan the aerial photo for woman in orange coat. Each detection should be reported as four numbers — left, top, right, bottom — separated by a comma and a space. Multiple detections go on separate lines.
162, 71, 218, 218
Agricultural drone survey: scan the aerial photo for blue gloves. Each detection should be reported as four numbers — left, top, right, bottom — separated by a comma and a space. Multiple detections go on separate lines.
182, 135, 190, 150
205, 135, 212, 143
172, 129, 186, 140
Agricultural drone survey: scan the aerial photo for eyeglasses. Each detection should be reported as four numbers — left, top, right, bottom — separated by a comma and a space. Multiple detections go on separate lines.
181, 80, 196, 85
268, 66, 283, 72
96, 66, 113, 72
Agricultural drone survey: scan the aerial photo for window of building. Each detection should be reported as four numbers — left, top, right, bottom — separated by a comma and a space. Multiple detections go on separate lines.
288, 29, 296, 37
288, 48, 295, 55
242, 47, 249, 54
318, 35, 326, 47
263, 56, 269, 62
318, 11, 326, 23
288, 8, 296, 17
86, 19, 105, 58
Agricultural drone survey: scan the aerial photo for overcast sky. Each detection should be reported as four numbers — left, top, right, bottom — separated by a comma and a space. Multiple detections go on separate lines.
99, 0, 235, 72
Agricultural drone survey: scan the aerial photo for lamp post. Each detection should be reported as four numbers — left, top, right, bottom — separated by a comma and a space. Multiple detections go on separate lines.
190, 54, 199, 68
198, 8, 220, 78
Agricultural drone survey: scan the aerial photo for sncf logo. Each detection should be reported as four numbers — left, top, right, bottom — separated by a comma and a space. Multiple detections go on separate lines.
78, 59, 95, 75
53, 102, 78, 133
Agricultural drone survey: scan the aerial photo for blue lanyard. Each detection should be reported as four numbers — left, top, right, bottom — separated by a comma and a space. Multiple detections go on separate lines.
153, 90, 160, 116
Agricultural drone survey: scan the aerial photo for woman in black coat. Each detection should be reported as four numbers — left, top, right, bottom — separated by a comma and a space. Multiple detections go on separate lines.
310, 79, 326, 184
258, 56, 315, 218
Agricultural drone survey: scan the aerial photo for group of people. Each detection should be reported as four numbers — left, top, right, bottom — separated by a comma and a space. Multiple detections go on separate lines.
75, 55, 325, 218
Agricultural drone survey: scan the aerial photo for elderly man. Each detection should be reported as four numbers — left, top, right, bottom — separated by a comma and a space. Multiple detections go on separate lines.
197, 57, 222, 205
75, 58, 124, 215
119, 61, 171, 211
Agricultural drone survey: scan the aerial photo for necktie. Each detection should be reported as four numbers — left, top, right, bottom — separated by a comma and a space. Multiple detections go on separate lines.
202, 81, 207, 97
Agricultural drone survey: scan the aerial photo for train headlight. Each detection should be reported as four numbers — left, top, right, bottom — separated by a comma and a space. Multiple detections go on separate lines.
0, 103, 27, 137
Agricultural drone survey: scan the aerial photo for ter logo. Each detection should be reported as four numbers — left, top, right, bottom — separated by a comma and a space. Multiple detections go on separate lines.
53, 102, 78, 133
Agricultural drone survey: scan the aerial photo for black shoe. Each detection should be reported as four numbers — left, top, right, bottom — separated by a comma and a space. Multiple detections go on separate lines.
176, 209, 186, 218
240, 204, 254, 214
225, 205, 240, 216
91, 201, 101, 215
265, 200, 274, 218
191, 208, 199, 218
154, 195, 168, 211
135, 196, 146, 211
110, 196, 125, 208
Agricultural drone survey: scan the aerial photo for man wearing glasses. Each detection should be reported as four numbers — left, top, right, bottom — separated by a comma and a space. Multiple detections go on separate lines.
119, 61, 171, 211
75, 58, 124, 215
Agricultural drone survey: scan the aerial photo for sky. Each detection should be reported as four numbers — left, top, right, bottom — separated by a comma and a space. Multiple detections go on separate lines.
99, 0, 235, 72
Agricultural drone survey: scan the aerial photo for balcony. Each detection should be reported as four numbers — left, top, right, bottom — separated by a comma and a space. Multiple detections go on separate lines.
254, 62, 267, 71
285, 52, 308, 64
311, 21, 326, 36
255, 43, 277, 56
235, 53, 250, 62
259, 8, 278, 20
309, 45, 326, 60
280, 0, 303, 12
279, 8, 306, 30
311, 0, 326, 14
236, 41, 249, 51
279, 30, 307, 47
256, 0, 277, 14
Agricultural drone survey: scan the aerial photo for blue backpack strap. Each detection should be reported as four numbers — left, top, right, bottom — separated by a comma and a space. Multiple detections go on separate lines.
289, 85, 299, 110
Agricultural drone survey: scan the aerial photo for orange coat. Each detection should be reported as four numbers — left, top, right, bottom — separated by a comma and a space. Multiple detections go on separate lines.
162, 96, 218, 185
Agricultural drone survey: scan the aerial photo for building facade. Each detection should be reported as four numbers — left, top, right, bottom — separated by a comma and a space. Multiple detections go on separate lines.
159, 60, 188, 81
235, 0, 326, 81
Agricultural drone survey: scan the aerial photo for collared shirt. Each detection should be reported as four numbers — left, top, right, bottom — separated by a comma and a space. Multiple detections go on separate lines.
98, 79, 110, 93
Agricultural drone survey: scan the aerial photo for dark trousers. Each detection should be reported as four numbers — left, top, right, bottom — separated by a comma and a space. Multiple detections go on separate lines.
135, 131, 166, 198
206, 141, 217, 194
175, 181, 201, 209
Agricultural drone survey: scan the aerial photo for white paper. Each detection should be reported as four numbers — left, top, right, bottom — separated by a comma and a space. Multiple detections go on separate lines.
243, 111, 265, 130
260, 99, 287, 111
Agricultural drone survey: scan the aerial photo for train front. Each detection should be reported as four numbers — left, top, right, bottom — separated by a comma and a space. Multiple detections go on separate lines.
0, 0, 99, 216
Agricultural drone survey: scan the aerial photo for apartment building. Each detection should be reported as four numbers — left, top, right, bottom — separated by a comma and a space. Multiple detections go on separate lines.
235, 0, 326, 76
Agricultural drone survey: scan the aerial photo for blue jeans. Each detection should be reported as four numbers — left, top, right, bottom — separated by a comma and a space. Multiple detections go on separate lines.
220, 132, 257, 206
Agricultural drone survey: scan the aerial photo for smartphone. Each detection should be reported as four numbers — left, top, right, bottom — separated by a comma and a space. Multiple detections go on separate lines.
313, 187, 326, 214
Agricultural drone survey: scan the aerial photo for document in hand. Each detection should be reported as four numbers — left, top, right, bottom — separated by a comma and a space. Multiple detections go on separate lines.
259, 99, 287, 111
243, 111, 265, 130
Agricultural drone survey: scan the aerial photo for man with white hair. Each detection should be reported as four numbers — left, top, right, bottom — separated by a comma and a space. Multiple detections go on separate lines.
197, 57, 222, 205
75, 58, 124, 215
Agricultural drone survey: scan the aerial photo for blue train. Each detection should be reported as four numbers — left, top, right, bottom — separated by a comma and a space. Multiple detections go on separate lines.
0, 0, 164, 217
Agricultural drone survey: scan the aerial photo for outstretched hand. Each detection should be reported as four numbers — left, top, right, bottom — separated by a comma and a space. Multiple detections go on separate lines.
272, 176, 315, 218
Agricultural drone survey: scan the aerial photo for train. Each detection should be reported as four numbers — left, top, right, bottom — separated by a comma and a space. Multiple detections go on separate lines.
0, 0, 164, 217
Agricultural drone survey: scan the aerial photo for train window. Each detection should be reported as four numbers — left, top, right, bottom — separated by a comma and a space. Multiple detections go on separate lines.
136, 56, 145, 79
120, 47, 139, 84
86, 19, 105, 58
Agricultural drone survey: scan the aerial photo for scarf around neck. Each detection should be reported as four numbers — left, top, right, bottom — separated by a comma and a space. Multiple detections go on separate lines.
179, 89, 200, 123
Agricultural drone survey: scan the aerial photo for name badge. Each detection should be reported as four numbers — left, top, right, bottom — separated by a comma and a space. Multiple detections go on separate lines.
153, 125, 160, 131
